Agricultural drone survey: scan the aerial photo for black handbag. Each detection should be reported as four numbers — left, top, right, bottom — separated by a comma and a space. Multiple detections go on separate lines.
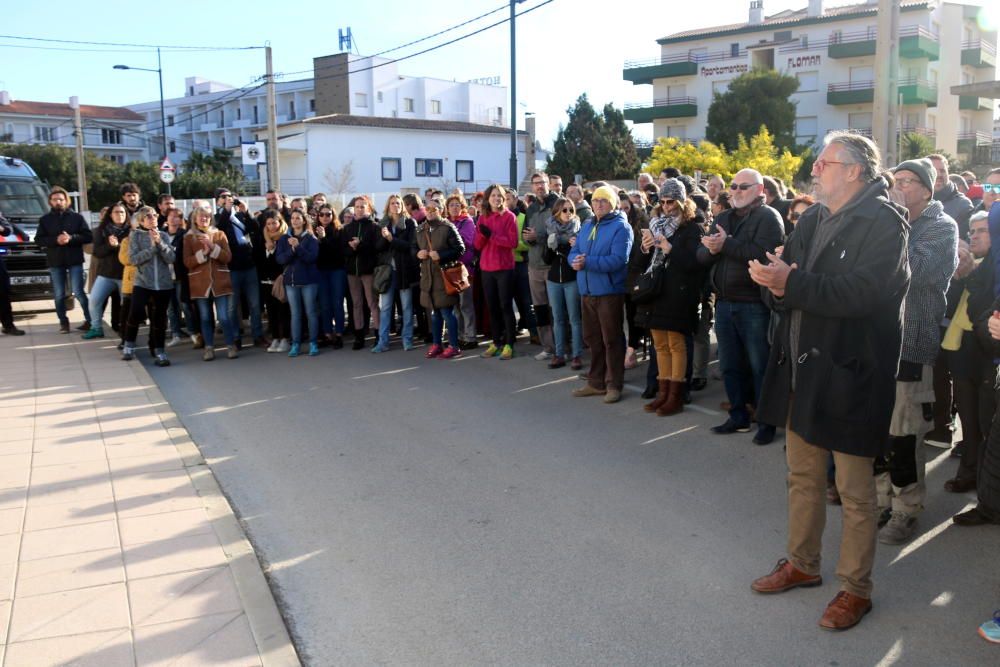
373, 263, 393, 294
631, 265, 666, 305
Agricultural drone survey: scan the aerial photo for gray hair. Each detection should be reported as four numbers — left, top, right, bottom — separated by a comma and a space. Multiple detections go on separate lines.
131, 205, 157, 226
970, 211, 989, 225
823, 131, 882, 182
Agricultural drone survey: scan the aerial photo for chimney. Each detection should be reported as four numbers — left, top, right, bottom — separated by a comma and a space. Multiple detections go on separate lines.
807, 0, 824, 17
749, 0, 764, 25
0, 91, 10, 106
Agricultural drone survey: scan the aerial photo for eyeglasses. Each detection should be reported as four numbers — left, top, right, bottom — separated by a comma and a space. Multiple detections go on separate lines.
894, 177, 923, 188
983, 183, 998, 193
318, 212, 333, 217
814, 159, 853, 172
531, 180, 546, 186
661, 199, 676, 205
729, 183, 757, 191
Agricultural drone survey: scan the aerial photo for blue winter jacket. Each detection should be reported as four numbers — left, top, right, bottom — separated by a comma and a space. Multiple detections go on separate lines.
567, 209, 633, 296
275, 232, 319, 286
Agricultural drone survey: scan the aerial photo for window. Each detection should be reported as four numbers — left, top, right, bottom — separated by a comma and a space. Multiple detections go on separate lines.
403, 97, 414, 112
800, 34, 808, 48
849, 65, 874, 84
775, 30, 792, 42
188, 86, 195, 96
796, 71, 818, 92
666, 126, 687, 139
730, 42, 740, 57
253, 105, 259, 124
219, 110, 224, 125
456, 160, 474, 183
221, 136, 226, 148
309, 99, 315, 111
711, 80, 730, 96
430, 100, 441, 115
415, 158, 443, 177
848, 112, 873, 131
355, 92, 368, 108
376, 91, 383, 103
34, 126, 56, 142
167, 115, 174, 127
101, 128, 122, 145
381, 158, 401, 181
106, 155, 124, 165
794, 116, 818, 144
289, 100, 296, 120
169, 141, 176, 153
497, 106, 504, 122
237, 108, 242, 120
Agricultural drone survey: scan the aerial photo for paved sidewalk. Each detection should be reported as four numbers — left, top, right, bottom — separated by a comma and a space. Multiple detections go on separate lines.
0, 305, 299, 667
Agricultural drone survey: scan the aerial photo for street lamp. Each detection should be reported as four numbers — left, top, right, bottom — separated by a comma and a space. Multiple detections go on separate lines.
509, 0, 527, 190
114, 47, 169, 193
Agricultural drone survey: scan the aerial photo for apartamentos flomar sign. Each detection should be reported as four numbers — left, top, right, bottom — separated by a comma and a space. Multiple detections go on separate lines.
701, 64, 749, 77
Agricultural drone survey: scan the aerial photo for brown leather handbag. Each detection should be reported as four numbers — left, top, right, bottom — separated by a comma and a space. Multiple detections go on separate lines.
423, 227, 470, 295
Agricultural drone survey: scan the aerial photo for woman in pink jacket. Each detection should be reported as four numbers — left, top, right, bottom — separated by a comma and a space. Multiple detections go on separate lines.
472, 184, 518, 360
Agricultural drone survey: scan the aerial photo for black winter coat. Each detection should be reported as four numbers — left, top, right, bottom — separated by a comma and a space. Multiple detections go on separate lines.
696, 202, 784, 302
36, 209, 93, 268
375, 218, 419, 287
633, 222, 706, 334
757, 180, 910, 458
341, 217, 380, 276
91, 223, 130, 280
543, 240, 577, 284
316, 226, 346, 271
215, 210, 260, 271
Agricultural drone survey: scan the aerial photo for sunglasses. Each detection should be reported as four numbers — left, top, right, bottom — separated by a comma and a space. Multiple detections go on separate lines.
661, 199, 676, 206
729, 183, 756, 191
560, 208, 575, 214
983, 183, 997, 193
318, 212, 333, 217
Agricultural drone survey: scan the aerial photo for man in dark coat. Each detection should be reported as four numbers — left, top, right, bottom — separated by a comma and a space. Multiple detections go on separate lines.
0, 213, 25, 335
747, 132, 910, 631
36, 186, 93, 333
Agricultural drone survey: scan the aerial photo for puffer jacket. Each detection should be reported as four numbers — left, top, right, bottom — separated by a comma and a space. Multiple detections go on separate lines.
183, 228, 233, 298
118, 236, 137, 295
567, 209, 633, 296
129, 227, 176, 291
695, 201, 785, 302
413, 219, 465, 310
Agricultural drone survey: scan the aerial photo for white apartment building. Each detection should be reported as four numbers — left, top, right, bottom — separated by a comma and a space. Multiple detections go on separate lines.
0, 91, 146, 164
623, 0, 998, 162
127, 53, 509, 184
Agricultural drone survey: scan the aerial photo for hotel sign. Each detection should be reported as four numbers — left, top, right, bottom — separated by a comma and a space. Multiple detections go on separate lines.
786, 55, 822, 69
701, 64, 748, 77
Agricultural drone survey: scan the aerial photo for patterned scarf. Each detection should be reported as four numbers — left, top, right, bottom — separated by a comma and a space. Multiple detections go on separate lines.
645, 213, 680, 274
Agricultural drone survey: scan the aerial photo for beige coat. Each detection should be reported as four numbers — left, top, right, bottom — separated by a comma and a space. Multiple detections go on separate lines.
183, 228, 233, 298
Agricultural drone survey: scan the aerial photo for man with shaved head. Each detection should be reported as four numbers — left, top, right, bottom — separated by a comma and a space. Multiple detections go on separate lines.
697, 167, 785, 444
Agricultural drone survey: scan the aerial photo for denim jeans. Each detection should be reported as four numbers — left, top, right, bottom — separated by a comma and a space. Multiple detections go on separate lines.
317, 268, 346, 336
167, 282, 193, 337
546, 280, 583, 358
714, 299, 772, 425
378, 269, 413, 348
432, 306, 459, 348
286, 283, 319, 344
228, 267, 263, 338
88, 275, 121, 330
50, 264, 89, 325
196, 295, 236, 347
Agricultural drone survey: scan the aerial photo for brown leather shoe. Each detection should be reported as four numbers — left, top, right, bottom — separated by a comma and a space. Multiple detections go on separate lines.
644, 380, 669, 413
943, 477, 976, 493
751, 558, 822, 594
572, 384, 606, 398
819, 591, 872, 631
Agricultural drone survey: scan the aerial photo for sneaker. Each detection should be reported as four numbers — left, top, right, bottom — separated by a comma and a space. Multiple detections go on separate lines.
572, 385, 606, 398
121, 346, 134, 361
81, 327, 105, 340
879, 511, 917, 545
371, 343, 389, 353
1, 326, 25, 336
166, 335, 183, 348
227, 345, 239, 359
978, 611, 1000, 644
570, 356, 583, 371
548, 356, 566, 369
440, 346, 462, 359
877, 507, 892, 529
288, 343, 300, 358
711, 419, 752, 434
460, 339, 479, 350
499, 344, 514, 360
276, 339, 290, 353
534, 350, 553, 361
192, 334, 205, 349
267, 339, 281, 353
481, 343, 499, 358
308, 342, 320, 356
603, 388, 622, 403
203, 348, 215, 361
425, 344, 443, 358
154, 352, 171, 367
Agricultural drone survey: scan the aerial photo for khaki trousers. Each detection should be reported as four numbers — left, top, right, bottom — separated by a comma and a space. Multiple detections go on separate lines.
651, 329, 686, 381
786, 425, 878, 599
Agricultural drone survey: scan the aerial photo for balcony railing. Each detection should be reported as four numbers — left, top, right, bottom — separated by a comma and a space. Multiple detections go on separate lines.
623, 97, 698, 123
624, 50, 747, 69
625, 96, 698, 110
957, 130, 992, 146
828, 80, 875, 92
897, 77, 938, 105
962, 39, 997, 55
827, 80, 875, 105
898, 126, 936, 139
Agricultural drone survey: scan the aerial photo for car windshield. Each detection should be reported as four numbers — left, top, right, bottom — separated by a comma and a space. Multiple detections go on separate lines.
0, 181, 49, 217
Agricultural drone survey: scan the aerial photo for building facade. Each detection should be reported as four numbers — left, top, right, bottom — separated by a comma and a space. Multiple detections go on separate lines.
623, 0, 998, 162
0, 91, 146, 164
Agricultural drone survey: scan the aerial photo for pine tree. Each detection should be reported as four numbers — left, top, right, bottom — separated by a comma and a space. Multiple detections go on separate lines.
546, 94, 640, 183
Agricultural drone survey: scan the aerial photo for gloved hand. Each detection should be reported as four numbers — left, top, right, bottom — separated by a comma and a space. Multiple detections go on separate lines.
478, 224, 491, 238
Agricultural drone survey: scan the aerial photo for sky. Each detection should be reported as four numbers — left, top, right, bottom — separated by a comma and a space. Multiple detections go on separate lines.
0, 0, 989, 149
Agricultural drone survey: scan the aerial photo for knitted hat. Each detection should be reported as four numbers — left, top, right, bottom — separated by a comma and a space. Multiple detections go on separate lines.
658, 177, 687, 203
591, 185, 619, 205
892, 158, 937, 193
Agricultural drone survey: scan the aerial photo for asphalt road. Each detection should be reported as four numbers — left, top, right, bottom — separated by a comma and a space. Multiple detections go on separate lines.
132, 336, 1000, 666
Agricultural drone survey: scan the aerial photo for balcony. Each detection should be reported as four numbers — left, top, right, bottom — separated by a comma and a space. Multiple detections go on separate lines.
623, 49, 747, 85
961, 40, 997, 69
623, 97, 698, 123
898, 126, 936, 140
959, 95, 993, 111
898, 77, 937, 106
957, 130, 992, 155
899, 26, 939, 61
827, 28, 876, 59
827, 80, 874, 105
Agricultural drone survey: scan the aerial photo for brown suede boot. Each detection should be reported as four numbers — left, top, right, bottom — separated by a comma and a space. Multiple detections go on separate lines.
657, 380, 685, 416
644, 380, 670, 413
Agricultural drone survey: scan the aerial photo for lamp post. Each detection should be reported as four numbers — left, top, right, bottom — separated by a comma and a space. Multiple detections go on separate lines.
114, 47, 170, 192
509, 0, 526, 190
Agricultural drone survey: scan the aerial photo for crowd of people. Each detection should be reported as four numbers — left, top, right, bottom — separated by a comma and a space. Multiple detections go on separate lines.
9, 130, 1000, 638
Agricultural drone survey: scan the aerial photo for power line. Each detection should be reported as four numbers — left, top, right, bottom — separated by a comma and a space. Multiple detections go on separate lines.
134, 80, 269, 139
0, 43, 155, 54
0, 34, 262, 51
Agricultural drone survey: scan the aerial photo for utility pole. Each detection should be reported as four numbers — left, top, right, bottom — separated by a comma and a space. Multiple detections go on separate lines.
508, 0, 519, 190
156, 48, 170, 194
873, 0, 900, 166
69, 96, 88, 213
266, 45, 280, 192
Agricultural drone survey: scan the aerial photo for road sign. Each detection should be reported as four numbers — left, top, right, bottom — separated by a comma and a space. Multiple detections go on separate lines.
241, 142, 266, 166
160, 157, 174, 172
159, 170, 175, 184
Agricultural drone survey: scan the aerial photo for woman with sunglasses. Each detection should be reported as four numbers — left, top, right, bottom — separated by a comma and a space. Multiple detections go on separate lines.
543, 196, 583, 369
184, 201, 238, 361
122, 206, 176, 366
787, 193, 816, 232
474, 184, 519, 359
276, 210, 320, 357
314, 204, 347, 348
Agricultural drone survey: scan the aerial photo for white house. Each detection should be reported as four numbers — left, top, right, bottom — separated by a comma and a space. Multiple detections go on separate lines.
259, 114, 529, 200
0, 91, 146, 164
623, 0, 998, 162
